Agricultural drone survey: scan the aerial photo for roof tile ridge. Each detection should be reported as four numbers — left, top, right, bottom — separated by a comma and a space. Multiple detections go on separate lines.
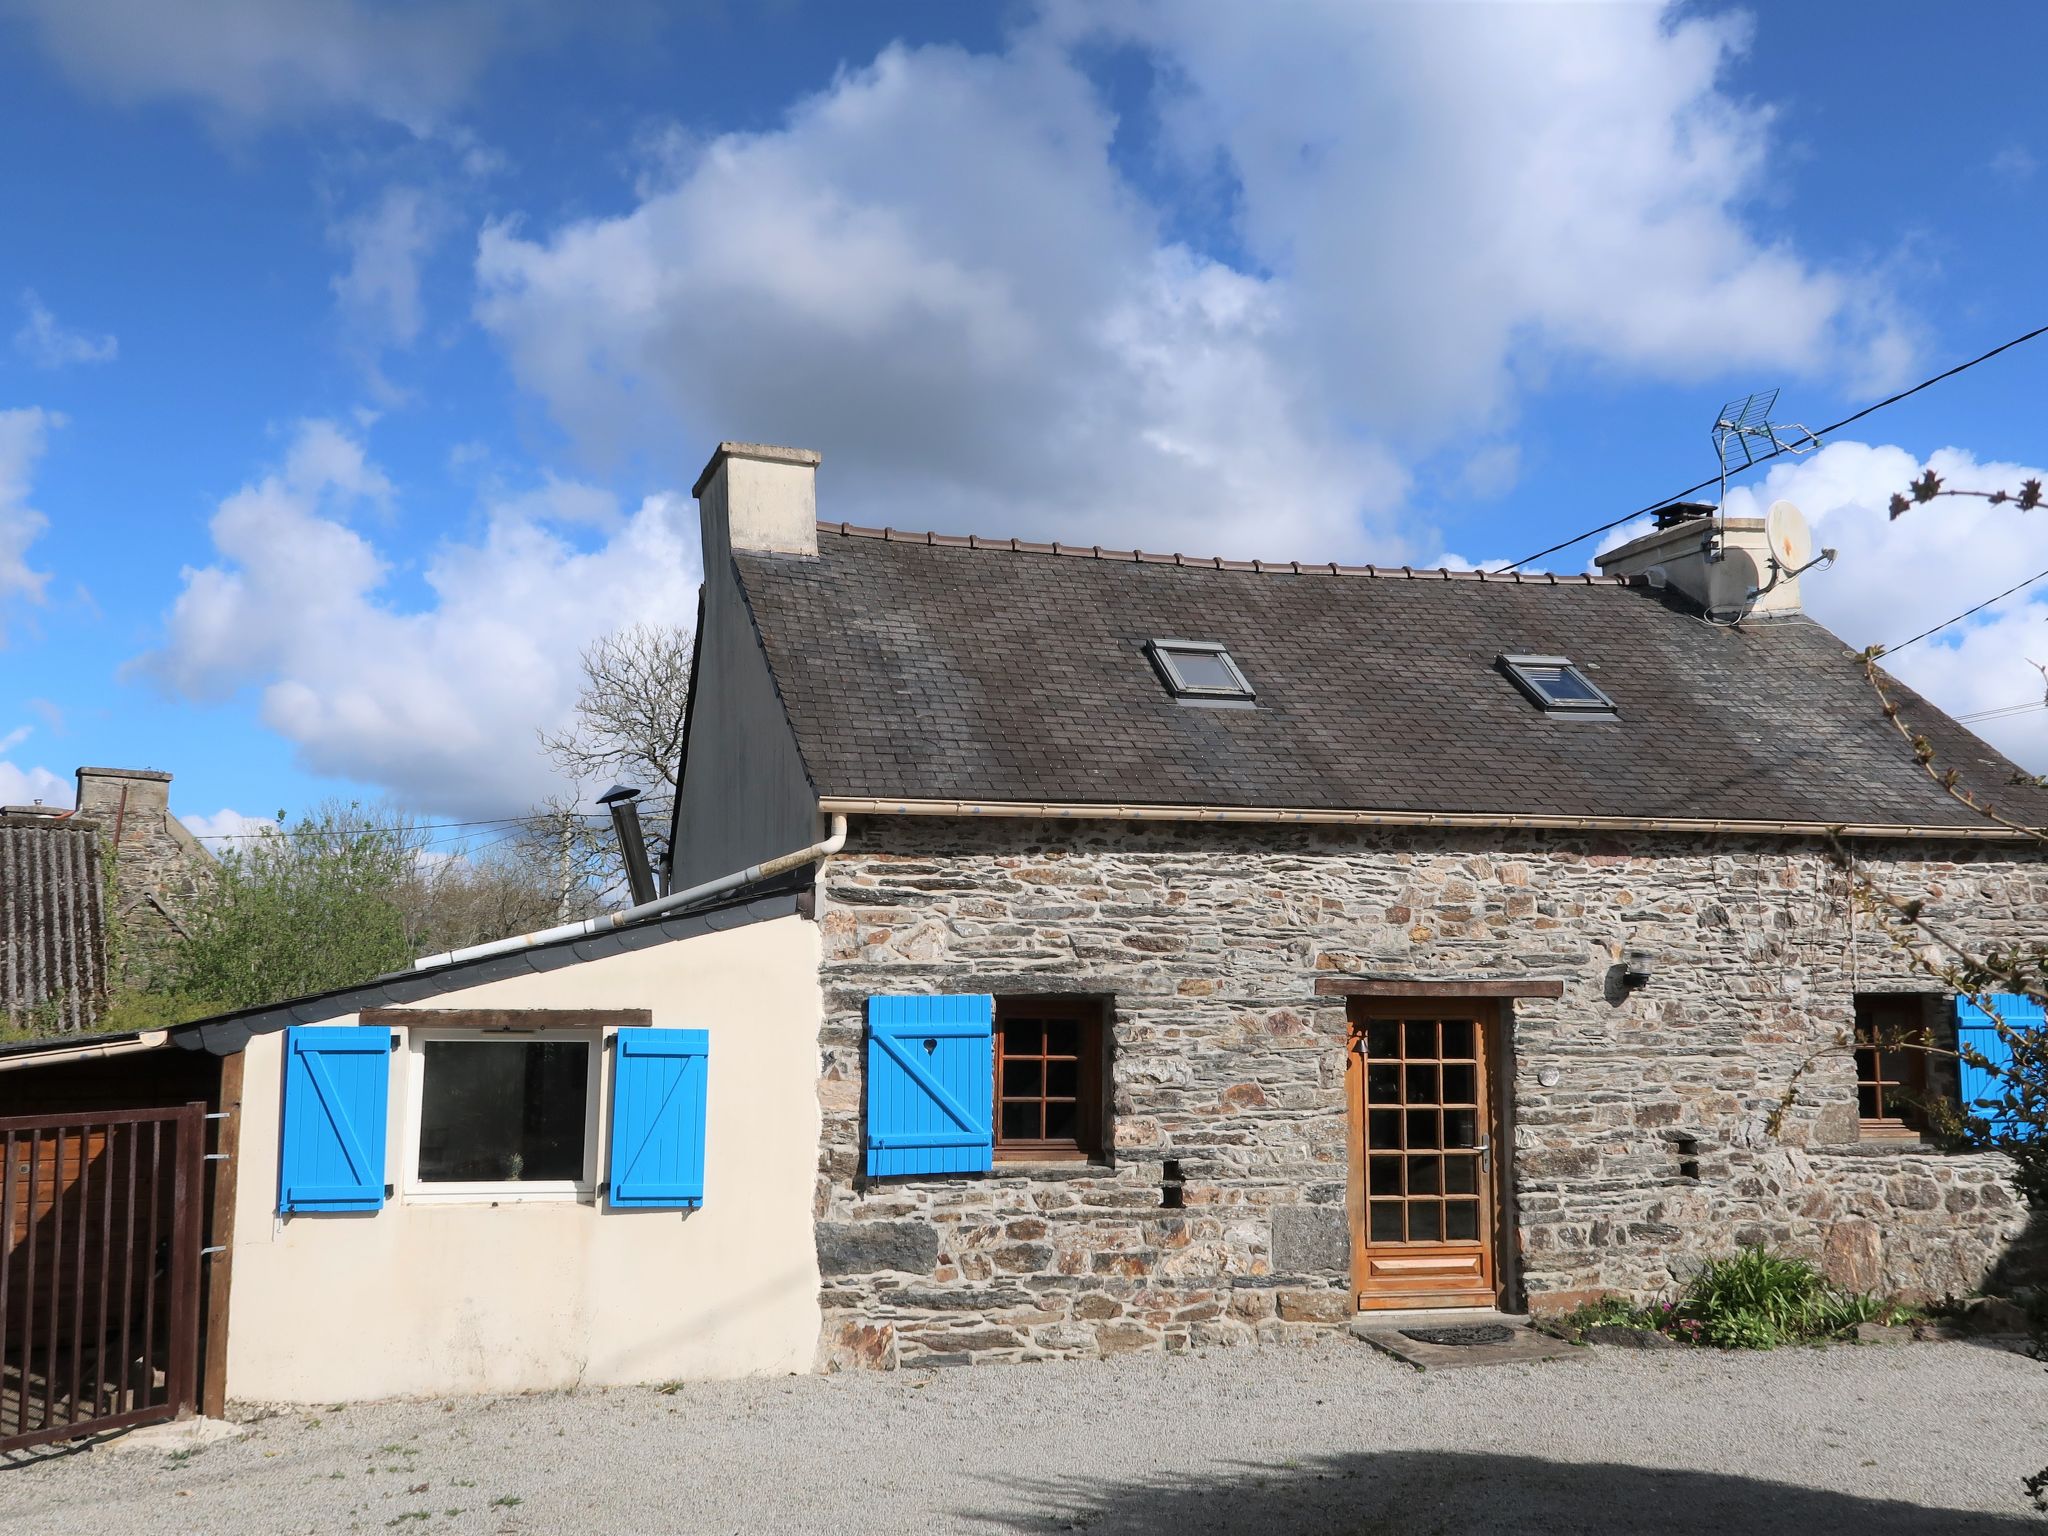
812, 519, 1601, 584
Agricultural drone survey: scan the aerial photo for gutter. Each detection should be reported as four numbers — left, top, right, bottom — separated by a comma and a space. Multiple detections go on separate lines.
413, 815, 849, 971
816, 796, 2041, 842
0, 1030, 165, 1072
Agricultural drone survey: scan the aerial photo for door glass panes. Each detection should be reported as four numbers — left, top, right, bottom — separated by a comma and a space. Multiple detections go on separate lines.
417, 1039, 589, 1184
1360, 1014, 1486, 1247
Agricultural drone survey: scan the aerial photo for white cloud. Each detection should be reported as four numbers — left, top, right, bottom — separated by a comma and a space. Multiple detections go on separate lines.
1715, 441, 2048, 772
134, 421, 699, 815
0, 759, 68, 807
0, 407, 58, 637
7, 0, 533, 134
1991, 144, 2037, 182
476, 5, 1909, 562
14, 291, 117, 367
181, 807, 277, 843
332, 185, 451, 351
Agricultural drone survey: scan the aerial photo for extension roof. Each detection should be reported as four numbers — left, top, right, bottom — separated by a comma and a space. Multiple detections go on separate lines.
729, 524, 2048, 835
0, 886, 803, 1064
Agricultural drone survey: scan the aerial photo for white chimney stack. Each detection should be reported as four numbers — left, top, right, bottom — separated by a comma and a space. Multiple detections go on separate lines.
1595, 513, 1802, 616
692, 441, 820, 567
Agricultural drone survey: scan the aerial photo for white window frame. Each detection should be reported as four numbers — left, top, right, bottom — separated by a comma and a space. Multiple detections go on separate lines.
1145, 638, 1255, 702
1498, 653, 1618, 717
400, 1027, 605, 1205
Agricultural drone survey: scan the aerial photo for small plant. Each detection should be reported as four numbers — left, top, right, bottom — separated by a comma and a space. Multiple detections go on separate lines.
1674, 1247, 1887, 1348
491, 1494, 523, 1509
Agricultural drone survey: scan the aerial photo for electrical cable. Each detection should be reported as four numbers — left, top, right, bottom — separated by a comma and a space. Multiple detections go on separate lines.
1494, 322, 2048, 574
1881, 563, 2048, 656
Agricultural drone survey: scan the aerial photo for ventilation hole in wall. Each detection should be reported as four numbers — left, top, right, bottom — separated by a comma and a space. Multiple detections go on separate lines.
1674, 1135, 1700, 1182
1161, 1157, 1185, 1210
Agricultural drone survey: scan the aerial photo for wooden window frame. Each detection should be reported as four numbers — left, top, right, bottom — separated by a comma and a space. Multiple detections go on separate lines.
1853, 996, 1932, 1141
992, 997, 1108, 1164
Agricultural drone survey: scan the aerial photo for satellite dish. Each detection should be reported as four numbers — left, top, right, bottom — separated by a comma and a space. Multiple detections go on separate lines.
1704, 545, 1759, 620
1765, 499, 1813, 573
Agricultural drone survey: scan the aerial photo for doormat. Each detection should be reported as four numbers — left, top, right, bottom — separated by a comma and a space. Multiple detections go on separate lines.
1398, 1323, 1516, 1348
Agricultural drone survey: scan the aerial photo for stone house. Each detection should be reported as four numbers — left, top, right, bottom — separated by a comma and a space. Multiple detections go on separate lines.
1, 766, 211, 1029
671, 442, 2048, 1370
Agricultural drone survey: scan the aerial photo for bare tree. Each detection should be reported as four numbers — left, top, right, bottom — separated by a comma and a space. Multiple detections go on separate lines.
533, 622, 694, 901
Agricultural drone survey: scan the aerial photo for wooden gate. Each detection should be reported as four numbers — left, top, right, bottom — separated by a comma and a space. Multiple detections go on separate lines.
1, 1104, 205, 1451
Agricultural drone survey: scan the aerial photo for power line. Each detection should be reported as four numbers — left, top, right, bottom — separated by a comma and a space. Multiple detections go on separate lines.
1494, 321, 2048, 574
1881, 563, 2048, 657
192, 810, 609, 842
1955, 698, 2048, 725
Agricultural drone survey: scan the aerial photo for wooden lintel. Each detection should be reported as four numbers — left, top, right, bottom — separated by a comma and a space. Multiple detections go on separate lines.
1313, 978, 1566, 1000
359, 1008, 654, 1031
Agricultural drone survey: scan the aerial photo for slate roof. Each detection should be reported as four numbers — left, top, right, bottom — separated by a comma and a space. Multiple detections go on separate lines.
730, 526, 2048, 833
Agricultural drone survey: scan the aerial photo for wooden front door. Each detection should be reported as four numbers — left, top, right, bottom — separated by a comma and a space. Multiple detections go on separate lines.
1347, 1002, 1499, 1310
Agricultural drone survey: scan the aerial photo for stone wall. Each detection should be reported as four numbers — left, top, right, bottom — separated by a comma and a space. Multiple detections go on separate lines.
812, 818, 2042, 1369
74, 767, 212, 993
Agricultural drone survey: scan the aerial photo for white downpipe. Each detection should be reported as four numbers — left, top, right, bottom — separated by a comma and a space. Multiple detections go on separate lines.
412, 814, 848, 972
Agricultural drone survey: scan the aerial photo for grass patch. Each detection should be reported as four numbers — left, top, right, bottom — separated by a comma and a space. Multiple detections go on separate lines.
1553, 1246, 1919, 1350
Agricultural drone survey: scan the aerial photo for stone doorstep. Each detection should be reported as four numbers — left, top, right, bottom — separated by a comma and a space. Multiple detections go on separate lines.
1349, 1310, 1583, 1371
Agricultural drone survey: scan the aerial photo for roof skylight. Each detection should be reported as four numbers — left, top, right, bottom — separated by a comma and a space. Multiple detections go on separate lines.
1147, 639, 1254, 704
1499, 654, 1617, 717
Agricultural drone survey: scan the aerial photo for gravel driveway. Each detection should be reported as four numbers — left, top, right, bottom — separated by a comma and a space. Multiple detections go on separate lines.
3, 1337, 2044, 1534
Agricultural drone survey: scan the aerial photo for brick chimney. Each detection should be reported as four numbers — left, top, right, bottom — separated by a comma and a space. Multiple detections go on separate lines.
1595, 512, 1802, 617
692, 442, 820, 569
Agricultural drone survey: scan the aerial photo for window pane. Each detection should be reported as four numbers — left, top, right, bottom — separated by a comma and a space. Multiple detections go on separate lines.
1045, 1059, 1078, 1097
1443, 1155, 1478, 1195
1367, 1020, 1400, 1059
1005, 1060, 1044, 1098
1857, 1084, 1880, 1119
1407, 1155, 1441, 1195
418, 1040, 588, 1184
1404, 1020, 1436, 1058
1446, 1201, 1480, 1241
1167, 649, 1240, 691
1001, 1101, 1041, 1140
1444, 1109, 1477, 1149
1527, 665, 1601, 703
1406, 1109, 1440, 1148
1405, 1065, 1440, 1105
1368, 1109, 1401, 1148
1442, 1064, 1477, 1105
1408, 1201, 1443, 1242
1369, 1155, 1402, 1196
1368, 1064, 1401, 1104
1001, 1018, 1043, 1056
1043, 1018, 1080, 1056
1369, 1202, 1404, 1243
1045, 1101, 1078, 1141
1441, 1020, 1474, 1059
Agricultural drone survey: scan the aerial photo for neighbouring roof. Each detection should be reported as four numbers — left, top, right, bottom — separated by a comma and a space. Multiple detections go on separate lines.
0, 886, 803, 1064
729, 525, 2048, 833
1, 817, 107, 1033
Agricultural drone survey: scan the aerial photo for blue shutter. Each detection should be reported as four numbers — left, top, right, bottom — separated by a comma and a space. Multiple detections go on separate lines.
279, 1025, 391, 1213
1956, 993, 2043, 1137
865, 995, 994, 1177
608, 1029, 709, 1208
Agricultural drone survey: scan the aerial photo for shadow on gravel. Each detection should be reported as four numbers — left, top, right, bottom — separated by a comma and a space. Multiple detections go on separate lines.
963, 1449, 2031, 1535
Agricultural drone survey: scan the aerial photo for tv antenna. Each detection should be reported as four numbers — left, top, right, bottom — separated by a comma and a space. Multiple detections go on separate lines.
1712, 388, 1820, 522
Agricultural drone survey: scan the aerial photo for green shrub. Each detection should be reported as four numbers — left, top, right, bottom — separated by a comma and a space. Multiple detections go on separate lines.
1674, 1246, 1885, 1348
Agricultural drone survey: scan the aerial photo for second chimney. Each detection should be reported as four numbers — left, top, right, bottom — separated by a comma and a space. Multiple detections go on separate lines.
692, 441, 820, 571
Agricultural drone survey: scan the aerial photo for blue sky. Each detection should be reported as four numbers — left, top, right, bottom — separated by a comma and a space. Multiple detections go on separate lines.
2, 0, 2045, 841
